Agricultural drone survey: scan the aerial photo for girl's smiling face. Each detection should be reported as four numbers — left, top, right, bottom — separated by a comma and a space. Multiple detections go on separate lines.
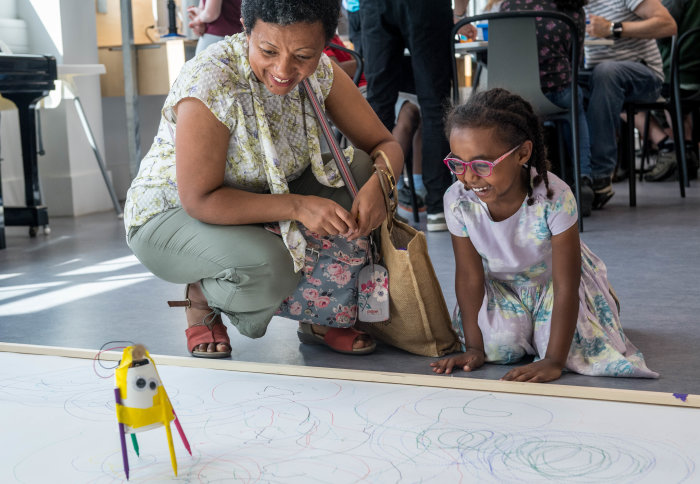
247, 20, 326, 96
448, 125, 532, 208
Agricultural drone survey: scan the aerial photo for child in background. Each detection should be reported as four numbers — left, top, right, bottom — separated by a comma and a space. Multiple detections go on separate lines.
430, 88, 658, 383
394, 97, 427, 211
325, 36, 426, 211
323, 33, 367, 88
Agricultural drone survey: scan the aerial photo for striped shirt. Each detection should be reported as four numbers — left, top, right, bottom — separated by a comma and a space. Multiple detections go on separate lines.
584, 0, 664, 79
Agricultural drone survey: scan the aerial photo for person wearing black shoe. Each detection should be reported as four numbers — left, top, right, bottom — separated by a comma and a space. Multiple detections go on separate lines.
643, 0, 700, 182
360, 0, 455, 231
583, 0, 676, 209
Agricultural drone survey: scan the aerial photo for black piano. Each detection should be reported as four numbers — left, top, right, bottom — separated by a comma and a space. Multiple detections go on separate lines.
0, 53, 57, 249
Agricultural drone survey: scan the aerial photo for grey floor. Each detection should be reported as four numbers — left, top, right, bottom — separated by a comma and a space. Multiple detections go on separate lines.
1, 176, 699, 396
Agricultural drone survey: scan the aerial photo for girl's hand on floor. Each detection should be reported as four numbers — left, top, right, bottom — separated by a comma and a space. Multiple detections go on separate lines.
430, 348, 485, 375
500, 358, 563, 383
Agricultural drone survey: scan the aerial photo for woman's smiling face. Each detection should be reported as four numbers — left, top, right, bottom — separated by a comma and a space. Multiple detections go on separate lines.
246, 20, 326, 96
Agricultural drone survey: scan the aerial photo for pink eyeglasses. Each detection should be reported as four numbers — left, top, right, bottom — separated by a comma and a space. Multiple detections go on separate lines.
443, 144, 521, 177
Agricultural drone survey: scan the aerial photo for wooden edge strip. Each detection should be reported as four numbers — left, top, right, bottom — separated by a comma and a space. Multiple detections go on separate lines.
1, 342, 696, 409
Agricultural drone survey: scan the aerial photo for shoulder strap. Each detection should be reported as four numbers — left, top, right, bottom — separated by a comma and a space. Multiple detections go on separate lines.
301, 79, 359, 199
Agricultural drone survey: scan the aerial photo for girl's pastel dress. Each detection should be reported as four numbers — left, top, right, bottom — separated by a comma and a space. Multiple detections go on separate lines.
443, 169, 657, 378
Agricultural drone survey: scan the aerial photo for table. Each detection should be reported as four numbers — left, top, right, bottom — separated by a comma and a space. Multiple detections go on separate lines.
454, 38, 616, 88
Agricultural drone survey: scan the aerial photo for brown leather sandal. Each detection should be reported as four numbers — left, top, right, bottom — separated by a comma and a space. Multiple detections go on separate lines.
297, 323, 376, 355
168, 283, 232, 359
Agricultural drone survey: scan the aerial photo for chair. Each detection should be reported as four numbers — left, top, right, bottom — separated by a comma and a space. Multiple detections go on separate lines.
452, 11, 583, 232
622, 26, 700, 206
670, 26, 700, 185
328, 42, 364, 87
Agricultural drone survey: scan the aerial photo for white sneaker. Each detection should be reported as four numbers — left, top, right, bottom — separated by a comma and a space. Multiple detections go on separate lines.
426, 212, 447, 232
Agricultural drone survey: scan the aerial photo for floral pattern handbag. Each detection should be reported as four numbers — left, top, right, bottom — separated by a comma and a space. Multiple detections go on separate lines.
273, 224, 372, 327
274, 80, 390, 328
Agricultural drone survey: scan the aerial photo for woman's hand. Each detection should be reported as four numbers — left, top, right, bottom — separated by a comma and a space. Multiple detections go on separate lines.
500, 358, 563, 383
189, 19, 205, 36
349, 173, 387, 239
295, 195, 358, 237
187, 5, 201, 19
187, 6, 205, 35
430, 348, 485, 375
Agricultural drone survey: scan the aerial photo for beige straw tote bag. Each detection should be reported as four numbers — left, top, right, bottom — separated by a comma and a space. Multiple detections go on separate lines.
357, 152, 461, 357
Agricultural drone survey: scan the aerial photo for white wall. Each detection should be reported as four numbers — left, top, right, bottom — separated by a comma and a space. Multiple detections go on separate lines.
1, 0, 112, 216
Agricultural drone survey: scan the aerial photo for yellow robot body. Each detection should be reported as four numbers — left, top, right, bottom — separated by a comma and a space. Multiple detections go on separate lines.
114, 346, 174, 433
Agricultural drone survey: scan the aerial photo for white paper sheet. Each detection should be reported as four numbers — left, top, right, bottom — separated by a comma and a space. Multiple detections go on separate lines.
0, 352, 697, 483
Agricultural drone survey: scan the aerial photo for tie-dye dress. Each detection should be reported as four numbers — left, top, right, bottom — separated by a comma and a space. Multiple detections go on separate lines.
443, 169, 657, 378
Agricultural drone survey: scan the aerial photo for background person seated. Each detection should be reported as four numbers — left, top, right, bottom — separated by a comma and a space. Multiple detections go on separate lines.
582, 0, 676, 211
640, 0, 700, 182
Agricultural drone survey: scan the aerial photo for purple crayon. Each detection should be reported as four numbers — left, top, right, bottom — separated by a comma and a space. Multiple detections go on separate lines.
114, 387, 130, 480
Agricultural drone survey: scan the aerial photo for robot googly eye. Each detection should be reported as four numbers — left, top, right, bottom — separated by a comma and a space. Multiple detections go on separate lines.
148, 379, 158, 391
134, 377, 147, 390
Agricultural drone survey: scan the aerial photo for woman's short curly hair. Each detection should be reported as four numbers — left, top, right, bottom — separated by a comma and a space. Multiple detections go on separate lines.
241, 0, 340, 43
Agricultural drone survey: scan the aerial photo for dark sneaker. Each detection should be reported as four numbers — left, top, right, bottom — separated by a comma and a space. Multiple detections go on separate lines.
688, 149, 699, 180
592, 176, 614, 210
678, 147, 699, 181
644, 150, 677, 182
579, 177, 594, 218
612, 164, 629, 183
398, 185, 426, 212
426, 212, 448, 232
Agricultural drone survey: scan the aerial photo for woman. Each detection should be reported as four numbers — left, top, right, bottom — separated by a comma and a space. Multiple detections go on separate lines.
187, 0, 243, 55
124, 0, 403, 358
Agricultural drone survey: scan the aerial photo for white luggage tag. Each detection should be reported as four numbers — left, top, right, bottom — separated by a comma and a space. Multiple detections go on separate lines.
358, 260, 390, 323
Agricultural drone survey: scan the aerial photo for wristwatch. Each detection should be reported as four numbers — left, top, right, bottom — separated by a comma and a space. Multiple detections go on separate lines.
611, 21, 623, 39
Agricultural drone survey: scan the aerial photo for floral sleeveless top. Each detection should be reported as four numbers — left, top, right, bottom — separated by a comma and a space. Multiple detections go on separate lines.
124, 33, 355, 271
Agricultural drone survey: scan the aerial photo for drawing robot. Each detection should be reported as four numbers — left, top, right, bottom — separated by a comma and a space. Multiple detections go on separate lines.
114, 344, 191, 479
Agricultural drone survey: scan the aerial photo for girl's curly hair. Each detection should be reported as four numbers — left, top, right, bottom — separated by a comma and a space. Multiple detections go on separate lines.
445, 88, 553, 204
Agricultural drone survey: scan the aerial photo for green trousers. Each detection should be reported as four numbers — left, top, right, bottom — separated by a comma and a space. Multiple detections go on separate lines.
127, 150, 374, 338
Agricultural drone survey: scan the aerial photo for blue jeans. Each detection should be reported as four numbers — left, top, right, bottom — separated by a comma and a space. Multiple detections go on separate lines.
545, 85, 592, 179
584, 61, 662, 179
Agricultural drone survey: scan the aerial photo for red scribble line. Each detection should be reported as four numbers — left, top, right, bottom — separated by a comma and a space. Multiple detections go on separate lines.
92, 346, 126, 379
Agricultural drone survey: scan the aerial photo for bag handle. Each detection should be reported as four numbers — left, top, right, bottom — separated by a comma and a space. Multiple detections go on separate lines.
301, 79, 359, 199
372, 150, 398, 232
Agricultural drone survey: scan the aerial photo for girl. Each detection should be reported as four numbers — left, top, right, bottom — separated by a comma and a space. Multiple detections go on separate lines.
430, 88, 657, 383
